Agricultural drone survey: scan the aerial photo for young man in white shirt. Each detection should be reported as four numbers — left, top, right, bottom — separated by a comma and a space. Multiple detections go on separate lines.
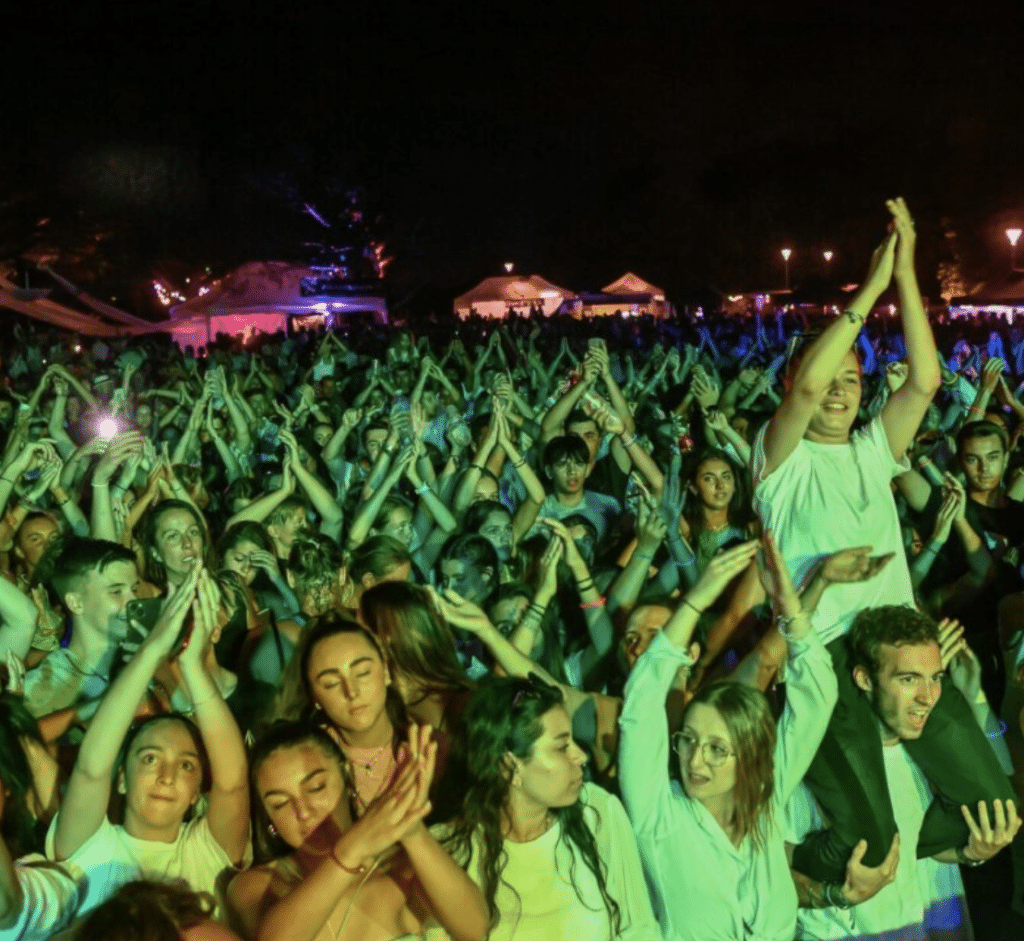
787, 606, 1019, 940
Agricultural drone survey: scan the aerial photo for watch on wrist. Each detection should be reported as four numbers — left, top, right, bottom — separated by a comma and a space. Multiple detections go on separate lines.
823, 882, 853, 909
955, 845, 985, 867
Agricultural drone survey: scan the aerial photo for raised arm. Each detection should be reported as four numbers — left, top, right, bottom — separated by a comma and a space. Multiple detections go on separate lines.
177, 570, 249, 864
53, 566, 199, 860
879, 198, 941, 461
761, 227, 896, 478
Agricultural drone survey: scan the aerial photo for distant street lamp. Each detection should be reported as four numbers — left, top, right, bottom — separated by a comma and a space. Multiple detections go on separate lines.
781, 248, 792, 290
1007, 229, 1022, 271
504, 262, 514, 273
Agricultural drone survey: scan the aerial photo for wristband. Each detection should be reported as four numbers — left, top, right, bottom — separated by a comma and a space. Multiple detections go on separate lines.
0, 476, 14, 485
512, 457, 526, 468
986, 719, 1009, 740
632, 550, 654, 562
775, 611, 809, 638
331, 846, 368, 875
620, 434, 637, 448
955, 845, 985, 867
580, 596, 606, 610
823, 882, 853, 909
469, 463, 484, 471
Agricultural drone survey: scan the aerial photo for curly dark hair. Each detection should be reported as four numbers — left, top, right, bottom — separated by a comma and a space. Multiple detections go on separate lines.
848, 604, 940, 684
74, 879, 215, 941
442, 675, 620, 934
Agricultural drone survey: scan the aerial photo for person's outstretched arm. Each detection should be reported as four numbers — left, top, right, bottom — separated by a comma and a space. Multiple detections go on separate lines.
880, 198, 941, 461
761, 226, 897, 479
177, 571, 250, 865
53, 567, 199, 860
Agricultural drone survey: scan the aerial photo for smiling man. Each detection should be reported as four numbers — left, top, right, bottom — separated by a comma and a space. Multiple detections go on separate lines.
753, 200, 1015, 887
787, 607, 1019, 940
24, 538, 140, 721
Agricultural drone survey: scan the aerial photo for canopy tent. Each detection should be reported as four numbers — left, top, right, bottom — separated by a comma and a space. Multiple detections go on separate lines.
0, 269, 147, 338
453, 275, 574, 319
562, 271, 673, 319
951, 273, 1024, 316
168, 260, 388, 348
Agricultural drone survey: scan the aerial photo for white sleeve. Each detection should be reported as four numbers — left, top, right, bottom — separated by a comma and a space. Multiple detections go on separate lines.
1, 858, 84, 941
619, 632, 692, 837
774, 631, 838, 804
587, 788, 663, 941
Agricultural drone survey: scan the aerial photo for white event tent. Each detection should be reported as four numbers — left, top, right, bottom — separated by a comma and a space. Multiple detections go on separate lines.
453, 275, 574, 319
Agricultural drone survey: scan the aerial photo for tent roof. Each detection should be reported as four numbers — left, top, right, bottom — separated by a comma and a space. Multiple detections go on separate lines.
601, 271, 665, 301
454, 275, 575, 308
170, 261, 387, 318
953, 272, 1024, 306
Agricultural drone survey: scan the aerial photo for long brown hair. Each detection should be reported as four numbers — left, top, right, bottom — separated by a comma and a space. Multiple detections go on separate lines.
359, 582, 473, 699
683, 681, 776, 850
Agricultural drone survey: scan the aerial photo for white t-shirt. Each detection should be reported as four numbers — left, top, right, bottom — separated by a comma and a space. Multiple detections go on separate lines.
0, 856, 85, 941
432, 784, 660, 941
752, 417, 915, 644
45, 814, 247, 919
787, 743, 972, 941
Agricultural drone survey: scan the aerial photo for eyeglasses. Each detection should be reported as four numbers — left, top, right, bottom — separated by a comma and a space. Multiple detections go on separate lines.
671, 730, 735, 767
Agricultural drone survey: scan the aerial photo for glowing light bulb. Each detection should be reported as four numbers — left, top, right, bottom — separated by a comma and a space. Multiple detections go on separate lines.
99, 419, 118, 438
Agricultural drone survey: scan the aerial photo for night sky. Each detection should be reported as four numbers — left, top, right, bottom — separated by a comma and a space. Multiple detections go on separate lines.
6, 2, 1024, 315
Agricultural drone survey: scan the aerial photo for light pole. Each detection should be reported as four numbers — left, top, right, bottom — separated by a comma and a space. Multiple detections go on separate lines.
504, 262, 514, 273
1007, 229, 1022, 272
823, 250, 833, 276
781, 248, 792, 290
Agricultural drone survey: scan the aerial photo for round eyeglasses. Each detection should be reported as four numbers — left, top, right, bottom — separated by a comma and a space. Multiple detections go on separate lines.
671, 731, 735, 767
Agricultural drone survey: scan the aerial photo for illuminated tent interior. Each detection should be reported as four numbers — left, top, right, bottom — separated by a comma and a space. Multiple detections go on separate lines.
562, 271, 674, 319
169, 261, 389, 348
453, 275, 575, 319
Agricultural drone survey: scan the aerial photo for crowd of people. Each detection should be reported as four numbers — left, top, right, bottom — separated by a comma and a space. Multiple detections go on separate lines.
2, 197, 1024, 940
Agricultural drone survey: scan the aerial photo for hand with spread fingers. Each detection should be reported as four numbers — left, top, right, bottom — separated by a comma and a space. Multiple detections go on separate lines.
959, 799, 1021, 863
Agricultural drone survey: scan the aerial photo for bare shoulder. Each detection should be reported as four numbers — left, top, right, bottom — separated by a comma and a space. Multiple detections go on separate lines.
227, 860, 296, 938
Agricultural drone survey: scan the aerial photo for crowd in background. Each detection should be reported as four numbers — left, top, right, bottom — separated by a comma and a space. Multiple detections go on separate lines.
2, 203, 1024, 940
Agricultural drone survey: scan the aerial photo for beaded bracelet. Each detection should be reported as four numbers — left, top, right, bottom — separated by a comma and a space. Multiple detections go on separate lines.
331, 847, 368, 876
